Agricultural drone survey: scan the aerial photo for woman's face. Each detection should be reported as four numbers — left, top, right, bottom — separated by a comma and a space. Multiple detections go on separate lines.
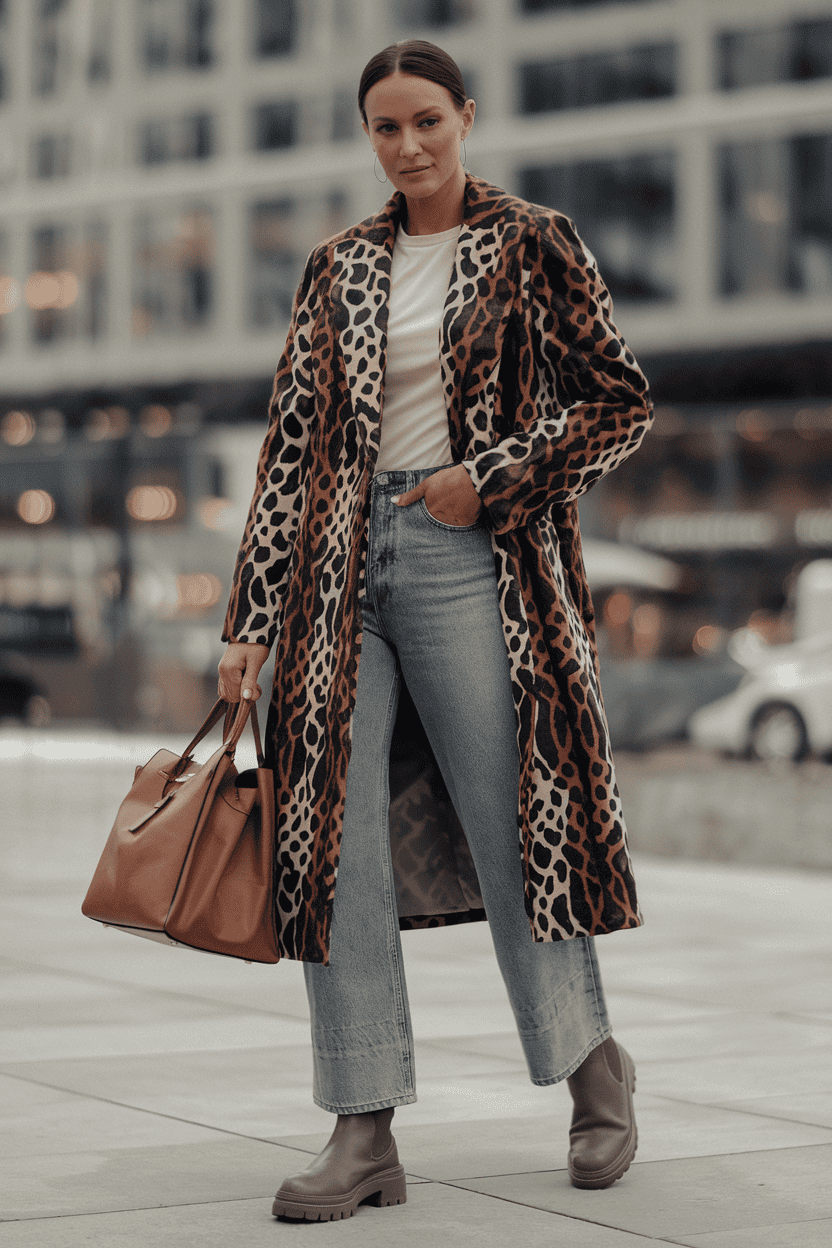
363, 72, 474, 204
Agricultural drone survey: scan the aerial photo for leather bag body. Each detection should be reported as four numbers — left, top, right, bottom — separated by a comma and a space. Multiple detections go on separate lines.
82, 699, 279, 963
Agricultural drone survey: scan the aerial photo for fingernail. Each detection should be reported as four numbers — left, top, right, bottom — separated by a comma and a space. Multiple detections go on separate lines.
242, 688, 251, 700
391, 496, 400, 504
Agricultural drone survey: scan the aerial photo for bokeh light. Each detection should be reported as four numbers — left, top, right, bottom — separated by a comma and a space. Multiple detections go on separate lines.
692, 624, 726, 655
2, 411, 36, 446
0, 276, 21, 313
17, 489, 55, 525
85, 406, 129, 441
140, 405, 172, 438
126, 485, 179, 521
24, 270, 79, 311
176, 573, 222, 610
604, 591, 633, 628
199, 496, 234, 531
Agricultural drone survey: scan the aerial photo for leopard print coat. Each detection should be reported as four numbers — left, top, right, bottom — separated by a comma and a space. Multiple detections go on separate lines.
223, 173, 653, 964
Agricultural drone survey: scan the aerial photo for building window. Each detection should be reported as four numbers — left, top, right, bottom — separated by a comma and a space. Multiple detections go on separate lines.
519, 42, 676, 114
27, 220, 108, 346
719, 134, 832, 298
33, 0, 74, 97
140, 0, 214, 72
392, 0, 476, 27
83, 221, 108, 339
718, 19, 832, 91
250, 200, 296, 324
133, 207, 214, 336
332, 89, 357, 142
253, 0, 297, 58
88, 0, 114, 83
31, 134, 72, 180
253, 101, 297, 151
139, 114, 215, 165
519, 151, 677, 304
29, 226, 73, 345
249, 192, 349, 328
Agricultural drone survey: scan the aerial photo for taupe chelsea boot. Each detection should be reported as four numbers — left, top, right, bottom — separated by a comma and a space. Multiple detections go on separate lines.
272, 1107, 406, 1221
566, 1037, 637, 1189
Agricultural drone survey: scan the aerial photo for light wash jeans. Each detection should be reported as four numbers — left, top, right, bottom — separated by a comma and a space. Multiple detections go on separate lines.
303, 467, 611, 1114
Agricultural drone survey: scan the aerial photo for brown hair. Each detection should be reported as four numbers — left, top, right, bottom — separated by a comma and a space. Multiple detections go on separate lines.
358, 40, 467, 124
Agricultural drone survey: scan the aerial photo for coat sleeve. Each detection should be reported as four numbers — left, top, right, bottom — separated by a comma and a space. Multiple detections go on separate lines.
462, 216, 653, 535
221, 248, 321, 647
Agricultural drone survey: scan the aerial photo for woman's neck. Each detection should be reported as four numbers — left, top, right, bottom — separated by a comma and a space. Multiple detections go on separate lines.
403, 166, 466, 236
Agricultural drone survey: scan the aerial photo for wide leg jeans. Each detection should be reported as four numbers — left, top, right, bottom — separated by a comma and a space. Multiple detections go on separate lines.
303, 467, 612, 1114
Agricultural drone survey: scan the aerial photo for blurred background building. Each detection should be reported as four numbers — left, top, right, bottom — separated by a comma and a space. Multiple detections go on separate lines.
1, 0, 831, 745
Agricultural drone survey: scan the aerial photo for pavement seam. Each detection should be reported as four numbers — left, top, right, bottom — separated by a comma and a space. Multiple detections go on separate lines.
0, 953, 309, 1026
0, 1067, 322, 1152
425, 1178, 676, 1241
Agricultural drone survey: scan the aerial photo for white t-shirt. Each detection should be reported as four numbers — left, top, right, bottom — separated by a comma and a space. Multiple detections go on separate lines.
374, 223, 461, 474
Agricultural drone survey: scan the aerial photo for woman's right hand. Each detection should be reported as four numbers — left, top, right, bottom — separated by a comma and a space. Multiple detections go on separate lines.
217, 642, 271, 704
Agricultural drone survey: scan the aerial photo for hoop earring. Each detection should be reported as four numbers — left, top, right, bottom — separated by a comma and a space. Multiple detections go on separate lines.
461, 138, 467, 167
374, 154, 388, 184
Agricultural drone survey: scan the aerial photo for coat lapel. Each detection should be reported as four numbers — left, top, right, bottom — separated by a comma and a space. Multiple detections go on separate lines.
331, 199, 398, 463
332, 174, 515, 464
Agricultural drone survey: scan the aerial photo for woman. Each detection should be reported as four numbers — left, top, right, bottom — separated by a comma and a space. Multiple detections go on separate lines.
219, 39, 652, 1222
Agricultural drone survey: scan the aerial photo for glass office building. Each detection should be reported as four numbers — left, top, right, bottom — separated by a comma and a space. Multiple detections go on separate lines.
2, 0, 830, 394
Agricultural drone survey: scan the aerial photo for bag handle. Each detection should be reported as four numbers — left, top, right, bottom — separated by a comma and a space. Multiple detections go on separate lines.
172, 697, 266, 776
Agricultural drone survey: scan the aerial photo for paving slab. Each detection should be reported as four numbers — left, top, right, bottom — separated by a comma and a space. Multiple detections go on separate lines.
636, 1047, 832, 1104
0, 1074, 240, 1161
0, 1180, 660, 1247
669, 1219, 832, 1247
451, 1144, 832, 1239
0, 1135, 291, 1222
709, 1092, 832, 1130
0, 1048, 329, 1140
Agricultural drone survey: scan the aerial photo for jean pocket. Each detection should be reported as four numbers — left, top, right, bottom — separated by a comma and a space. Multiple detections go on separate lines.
419, 498, 483, 532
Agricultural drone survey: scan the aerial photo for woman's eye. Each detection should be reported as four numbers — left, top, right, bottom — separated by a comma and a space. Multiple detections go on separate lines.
420, 118, 438, 127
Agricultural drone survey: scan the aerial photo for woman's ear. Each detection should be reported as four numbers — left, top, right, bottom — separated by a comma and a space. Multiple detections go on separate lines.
462, 98, 476, 139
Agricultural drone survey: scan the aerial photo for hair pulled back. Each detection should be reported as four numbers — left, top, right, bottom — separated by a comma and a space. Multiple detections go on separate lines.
358, 40, 467, 124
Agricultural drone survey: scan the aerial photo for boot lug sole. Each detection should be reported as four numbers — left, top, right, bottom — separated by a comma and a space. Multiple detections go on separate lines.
273, 1164, 407, 1221
569, 1127, 638, 1189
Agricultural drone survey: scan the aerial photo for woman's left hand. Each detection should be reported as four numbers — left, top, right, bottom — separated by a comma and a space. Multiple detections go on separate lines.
393, 464, 483, 526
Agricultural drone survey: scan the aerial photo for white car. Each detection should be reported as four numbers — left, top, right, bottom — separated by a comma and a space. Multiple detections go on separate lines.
688, 630, 832, 762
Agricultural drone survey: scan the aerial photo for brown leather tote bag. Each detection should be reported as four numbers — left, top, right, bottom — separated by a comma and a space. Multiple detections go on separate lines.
82, 698, 279, 963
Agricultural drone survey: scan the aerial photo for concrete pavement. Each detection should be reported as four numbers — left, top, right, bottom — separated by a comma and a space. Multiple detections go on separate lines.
1, 728, 831, 1245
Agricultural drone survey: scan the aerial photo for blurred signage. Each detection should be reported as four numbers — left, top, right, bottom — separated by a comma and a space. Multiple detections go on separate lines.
619, 512, 780, 551
0, 604, 78, 655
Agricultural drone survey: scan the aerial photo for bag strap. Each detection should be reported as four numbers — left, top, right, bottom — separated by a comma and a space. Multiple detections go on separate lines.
248, 701, 265, 767
172, 697, 266, 775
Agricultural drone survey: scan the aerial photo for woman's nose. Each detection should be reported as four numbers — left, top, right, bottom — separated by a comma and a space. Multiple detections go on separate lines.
399, 127, 421, 157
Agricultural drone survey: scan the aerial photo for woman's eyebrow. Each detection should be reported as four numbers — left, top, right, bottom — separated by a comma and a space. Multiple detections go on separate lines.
371, 107, 438, 123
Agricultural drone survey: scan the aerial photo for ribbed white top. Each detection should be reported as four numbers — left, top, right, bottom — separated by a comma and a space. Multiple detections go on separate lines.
375, 223, 461, 474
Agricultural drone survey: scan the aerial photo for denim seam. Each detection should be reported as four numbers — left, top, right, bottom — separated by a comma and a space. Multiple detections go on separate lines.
377, 660, 415, 1099
418, 496, 483, 532
528, 1027, 612, 1087
313, 1091, 418, 1114
510, 963, 591, 1036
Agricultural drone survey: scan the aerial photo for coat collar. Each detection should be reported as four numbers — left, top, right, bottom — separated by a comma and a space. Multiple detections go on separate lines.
343, 171, 511, 251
